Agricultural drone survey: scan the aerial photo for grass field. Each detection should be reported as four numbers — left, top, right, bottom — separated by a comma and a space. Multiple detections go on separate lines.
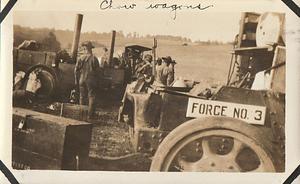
93, 41, 233, 85
156, 44, 233, 84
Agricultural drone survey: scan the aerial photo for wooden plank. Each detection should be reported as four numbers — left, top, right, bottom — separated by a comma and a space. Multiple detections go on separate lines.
45, 52, 57, 66
233, 46, 274, 56
237, 12, 260, 48
17, 49, 34, 65
237, 13, 247, 48
240, 40, 257, 47
60, 103, 89, 121
270, 46, 285, 93
60, 103, 112, 122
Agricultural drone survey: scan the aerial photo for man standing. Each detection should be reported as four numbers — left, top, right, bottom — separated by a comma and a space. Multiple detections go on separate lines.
74, 41, 100, 119
168, 58, 176, 86
154, 56, 172, 86
155, 58, 162, 68
100, 47, 109, 68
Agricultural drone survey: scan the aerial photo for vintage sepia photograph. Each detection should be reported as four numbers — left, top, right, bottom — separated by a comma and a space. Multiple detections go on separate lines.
11, 11, 286, 172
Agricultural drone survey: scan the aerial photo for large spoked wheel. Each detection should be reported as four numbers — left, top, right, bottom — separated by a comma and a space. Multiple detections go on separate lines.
150, 117, 276, 172
26, 65, 58, 98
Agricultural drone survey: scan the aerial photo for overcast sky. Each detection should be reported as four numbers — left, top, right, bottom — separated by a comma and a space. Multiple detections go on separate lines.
14, 11, 241, 42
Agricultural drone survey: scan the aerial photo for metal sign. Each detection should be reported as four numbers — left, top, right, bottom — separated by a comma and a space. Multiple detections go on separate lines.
186, 98, 266, 125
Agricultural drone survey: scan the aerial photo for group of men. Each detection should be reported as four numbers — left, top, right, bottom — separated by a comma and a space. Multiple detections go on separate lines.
154, 56, 176, 86
74, 41, 177, 120
134, 54, 176, 87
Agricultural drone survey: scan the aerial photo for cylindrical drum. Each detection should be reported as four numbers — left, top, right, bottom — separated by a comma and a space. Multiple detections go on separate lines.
256, 13, 285, 47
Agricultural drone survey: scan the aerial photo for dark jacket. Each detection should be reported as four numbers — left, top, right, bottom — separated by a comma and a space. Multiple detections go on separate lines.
74, 54, 100, 86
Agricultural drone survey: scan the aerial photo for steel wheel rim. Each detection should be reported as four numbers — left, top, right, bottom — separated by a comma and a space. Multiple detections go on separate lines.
160, 129, 275, 172
34, 68, 56, 97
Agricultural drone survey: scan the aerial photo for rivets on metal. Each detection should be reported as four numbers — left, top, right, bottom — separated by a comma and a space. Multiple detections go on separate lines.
138, 146, 142, 151
196, 142, 201, 147
196, 148, 200, 152
159, 133, 163, 138
158, 138, 163, 143
139, 133, 144, 137
152, 134, 156, 139
272, 121, 277, 126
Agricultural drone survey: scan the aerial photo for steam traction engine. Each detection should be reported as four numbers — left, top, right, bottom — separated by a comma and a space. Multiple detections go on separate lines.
119, 12, 285, 172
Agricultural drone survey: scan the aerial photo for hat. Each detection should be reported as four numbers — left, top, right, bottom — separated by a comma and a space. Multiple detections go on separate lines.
81, 41, 95, 49
144, 54, 153, 61
162, 56, 172, 63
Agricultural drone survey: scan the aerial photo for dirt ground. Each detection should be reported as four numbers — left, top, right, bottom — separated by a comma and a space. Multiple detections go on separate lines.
29, 92, 135, 158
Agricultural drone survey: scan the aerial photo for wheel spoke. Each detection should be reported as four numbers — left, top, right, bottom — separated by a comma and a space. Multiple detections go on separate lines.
177, 154, 210, 172
177, 156, 196, 171
202, 138, 213, 158
226, 139, 245, 160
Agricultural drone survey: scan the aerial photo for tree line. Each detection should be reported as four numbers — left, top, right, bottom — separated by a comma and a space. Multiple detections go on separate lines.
14, 25, 229, 52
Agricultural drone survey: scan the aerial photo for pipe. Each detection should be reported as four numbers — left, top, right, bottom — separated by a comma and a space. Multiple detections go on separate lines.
109, 30, 116, 67
71, 14, 83, 63
152, 38, 157, 76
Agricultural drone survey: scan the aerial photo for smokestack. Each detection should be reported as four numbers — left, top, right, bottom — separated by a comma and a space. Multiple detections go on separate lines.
152, 38, 157, 76
71, 14, 83, 63
109, 30, 116, 67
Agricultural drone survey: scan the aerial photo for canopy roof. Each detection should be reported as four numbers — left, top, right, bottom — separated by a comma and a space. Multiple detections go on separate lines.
125, 44, 152, 53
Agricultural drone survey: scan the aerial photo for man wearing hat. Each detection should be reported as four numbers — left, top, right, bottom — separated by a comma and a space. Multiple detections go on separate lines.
135, 54, 153, 79
154, 56, 172, 86
74, 41, 100, 119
